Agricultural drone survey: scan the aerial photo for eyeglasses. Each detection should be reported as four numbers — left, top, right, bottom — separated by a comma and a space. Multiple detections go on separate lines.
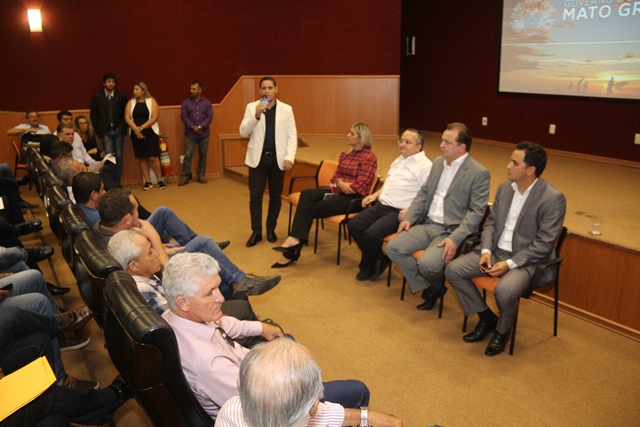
77, 122, 88, 125
216, 327, 236, 348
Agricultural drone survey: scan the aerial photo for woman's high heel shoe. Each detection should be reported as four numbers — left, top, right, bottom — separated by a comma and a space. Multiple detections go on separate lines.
272, 242, 304, 253
271, 260, 294, 268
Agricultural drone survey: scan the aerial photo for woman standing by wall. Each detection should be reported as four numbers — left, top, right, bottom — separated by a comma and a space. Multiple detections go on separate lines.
124, 82, 165, 189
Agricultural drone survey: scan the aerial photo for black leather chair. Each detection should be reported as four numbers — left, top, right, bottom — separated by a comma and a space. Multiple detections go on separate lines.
59, 204, 91, 273
74, 230, 123, 328
32, 157, 50, 201
45, 185, 72, 243
103, 270, 214, 427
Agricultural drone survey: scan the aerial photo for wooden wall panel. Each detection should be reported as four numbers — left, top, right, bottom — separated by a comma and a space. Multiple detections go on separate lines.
559, 234, 640, 333
0, 75, 399, 185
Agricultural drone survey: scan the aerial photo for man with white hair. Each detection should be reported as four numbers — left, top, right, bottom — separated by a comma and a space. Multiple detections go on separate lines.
217, 339, 402, 427
162, 252, 370, 420
108, 230, 254, 321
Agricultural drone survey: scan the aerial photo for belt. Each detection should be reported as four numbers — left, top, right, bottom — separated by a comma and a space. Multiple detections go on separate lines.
263, 151, 276, 157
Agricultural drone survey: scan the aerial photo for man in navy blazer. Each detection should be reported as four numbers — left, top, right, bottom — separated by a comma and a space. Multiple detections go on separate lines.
239, 77, 297, 247
387, 123, 490, 309
446, 142, 566, 356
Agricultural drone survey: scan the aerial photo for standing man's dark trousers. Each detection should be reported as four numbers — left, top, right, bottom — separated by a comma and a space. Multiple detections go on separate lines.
248, 154, 284, 234
348, 204, 400, 272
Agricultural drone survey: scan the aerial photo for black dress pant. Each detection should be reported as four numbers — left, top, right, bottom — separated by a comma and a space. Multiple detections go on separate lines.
290, 187, 362, 242
348, 204, 400, 271
248, 154, 284, 233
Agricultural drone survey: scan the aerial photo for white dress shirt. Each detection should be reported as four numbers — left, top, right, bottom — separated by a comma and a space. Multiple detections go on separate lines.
427, 153, 469, 224
378, 151, 432, 209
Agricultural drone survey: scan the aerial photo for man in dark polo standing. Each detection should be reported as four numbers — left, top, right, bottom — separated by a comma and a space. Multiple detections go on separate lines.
179, 81, 213, 186
239, 77, 297, 247
90, 73, 128, 186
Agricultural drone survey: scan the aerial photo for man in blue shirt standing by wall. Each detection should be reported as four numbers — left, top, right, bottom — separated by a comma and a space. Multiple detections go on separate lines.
179, 81, 214, 186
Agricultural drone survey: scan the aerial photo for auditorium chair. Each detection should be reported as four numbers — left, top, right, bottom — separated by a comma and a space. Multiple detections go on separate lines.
287, 160, 339, 234
74, 230, 123, 328
103, 270, 214, 427
314, 175, 380, 265
461, 226, 568, 355
11, 140, 28, 180
58, 204, 92, 273
45, 185, 72, 243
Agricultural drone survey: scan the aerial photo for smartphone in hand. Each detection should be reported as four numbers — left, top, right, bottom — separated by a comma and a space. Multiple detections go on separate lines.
479, 263, 490, 273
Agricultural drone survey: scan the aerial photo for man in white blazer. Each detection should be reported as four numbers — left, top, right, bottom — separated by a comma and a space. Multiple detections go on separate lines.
446, 142, 566, 356
239, 77, 297, 247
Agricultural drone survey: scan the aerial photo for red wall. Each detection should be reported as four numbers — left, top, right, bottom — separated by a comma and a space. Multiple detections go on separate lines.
0, 0, 400, 110
399, 1, 640, 162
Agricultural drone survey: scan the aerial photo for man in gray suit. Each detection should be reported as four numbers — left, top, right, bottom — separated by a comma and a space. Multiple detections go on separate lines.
446, 142, 566, 356
387, 123, 490, 310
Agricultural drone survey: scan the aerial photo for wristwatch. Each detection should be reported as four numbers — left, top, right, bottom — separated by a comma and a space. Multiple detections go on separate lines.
360, 406, 369, 427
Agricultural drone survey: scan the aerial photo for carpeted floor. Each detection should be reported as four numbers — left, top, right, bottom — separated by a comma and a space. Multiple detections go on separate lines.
20, 139, 640, 426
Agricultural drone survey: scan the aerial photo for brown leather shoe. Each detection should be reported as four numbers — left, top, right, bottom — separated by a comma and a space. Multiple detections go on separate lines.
178, 178, 190, 186
62, 374, 99, 390
57, 306, 92, 333
197, 176, 207, 184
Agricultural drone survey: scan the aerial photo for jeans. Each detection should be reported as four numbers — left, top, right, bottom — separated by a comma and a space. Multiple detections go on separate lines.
183, 236, 244, 300
0, 306, 65, 382
102, 129, 124, 182
182, 135, 209, 179
322, 380, 370, 409
148, 206, 198, 245
146, 207, 245, 298
0, 246, 29, 271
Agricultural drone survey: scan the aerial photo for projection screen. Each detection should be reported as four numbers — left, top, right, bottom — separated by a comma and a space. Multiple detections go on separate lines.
499, 0, 640, 100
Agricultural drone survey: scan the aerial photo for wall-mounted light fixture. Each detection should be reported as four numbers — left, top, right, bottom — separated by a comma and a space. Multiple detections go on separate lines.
28, 9, 42, 32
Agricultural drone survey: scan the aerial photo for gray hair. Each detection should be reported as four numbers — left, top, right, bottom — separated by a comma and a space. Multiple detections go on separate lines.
239, 339, 324, 427
163, 252, 220, 310
107, 230, 144, 270
51, 158, 79, 185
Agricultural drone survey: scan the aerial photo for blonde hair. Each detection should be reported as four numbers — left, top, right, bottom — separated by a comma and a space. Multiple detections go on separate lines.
135, 81, 152, 99
351, 122, 372, 150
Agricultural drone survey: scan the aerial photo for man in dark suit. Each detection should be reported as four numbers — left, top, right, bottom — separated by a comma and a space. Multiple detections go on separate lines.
386, 123, 490, 310
90, 73, 128, 185
446, 142, 566, 356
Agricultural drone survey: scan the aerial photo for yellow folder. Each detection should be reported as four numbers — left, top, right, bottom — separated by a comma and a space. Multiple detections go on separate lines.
0, 356, 56, 421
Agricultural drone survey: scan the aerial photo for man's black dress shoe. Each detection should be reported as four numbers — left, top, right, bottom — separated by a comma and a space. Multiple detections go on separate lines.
16, 219, 43, 236
26, 246, 54, 263
416, 286, 448, 310
267, 229, 277, 243
17, 175, 32, 186
20, 199, 39, 209
96, 376, 134, 425
246, 232, 262, 247
369, 256, 391, 281
217, 240, 230, 250
47, 281, 71, 295
463, 317, 498, 342
485, 330, 511, 356
356, 269, 374, 281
